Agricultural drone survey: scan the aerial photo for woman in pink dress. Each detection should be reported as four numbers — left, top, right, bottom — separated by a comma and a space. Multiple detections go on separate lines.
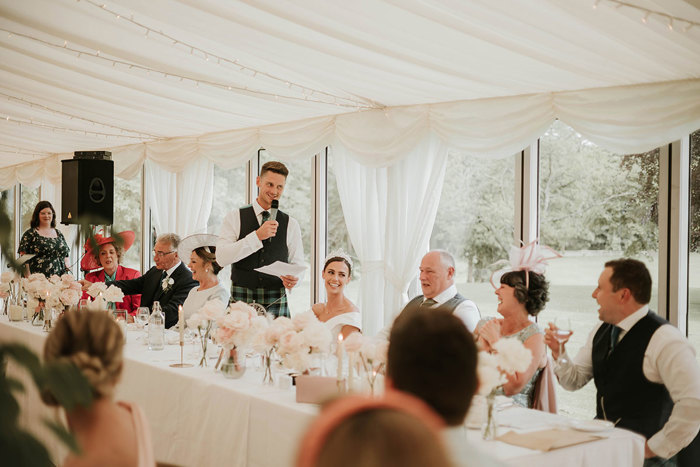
43, 310, 155, 467
81, 231, 141, 316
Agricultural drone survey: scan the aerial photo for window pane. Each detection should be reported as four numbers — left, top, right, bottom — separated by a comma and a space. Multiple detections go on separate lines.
538, 120, 659, 419
1, 188, 15, 267
688, 129, 700, 364
208, 164, 248, 298
430, 152, 515, 318
114, 172, 142, 271
327, 154, 361, 304
20, 184, 39, 233
260, 152, 312, 315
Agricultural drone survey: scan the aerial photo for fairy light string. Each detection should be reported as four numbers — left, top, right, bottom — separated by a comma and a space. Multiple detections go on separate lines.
592, 0, 700, 32
0, 91, 163, 139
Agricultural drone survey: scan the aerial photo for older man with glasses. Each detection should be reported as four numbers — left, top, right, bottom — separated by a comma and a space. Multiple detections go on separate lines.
112, 233, 197, 329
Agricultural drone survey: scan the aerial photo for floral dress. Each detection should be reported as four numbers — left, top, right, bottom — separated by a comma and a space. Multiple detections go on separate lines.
18, 228, 70, 276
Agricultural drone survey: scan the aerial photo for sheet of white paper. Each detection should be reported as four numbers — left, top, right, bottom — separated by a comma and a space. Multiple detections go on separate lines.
254, 261, 307, 278
17, 254, 36, 266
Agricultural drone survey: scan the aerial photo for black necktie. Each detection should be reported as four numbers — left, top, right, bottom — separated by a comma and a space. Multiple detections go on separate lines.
609, 325, 622, 355
262, 210, 270, 223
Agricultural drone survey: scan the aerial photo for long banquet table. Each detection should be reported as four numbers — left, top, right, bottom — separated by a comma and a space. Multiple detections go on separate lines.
0, 317, 645, 466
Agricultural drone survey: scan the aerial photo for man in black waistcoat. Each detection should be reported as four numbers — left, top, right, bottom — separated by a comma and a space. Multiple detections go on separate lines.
545, 259, 700, 466
112, 233, 197, 329
216, 161, 304, 317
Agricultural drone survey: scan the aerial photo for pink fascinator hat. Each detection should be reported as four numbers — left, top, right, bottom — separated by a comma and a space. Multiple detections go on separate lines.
490, 240, 562, 289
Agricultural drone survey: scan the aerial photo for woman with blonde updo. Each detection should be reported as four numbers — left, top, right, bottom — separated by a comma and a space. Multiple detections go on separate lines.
43, 311, 154, 467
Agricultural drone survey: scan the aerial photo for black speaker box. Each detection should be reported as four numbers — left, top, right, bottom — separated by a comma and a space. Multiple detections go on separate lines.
61, 158, 114, 225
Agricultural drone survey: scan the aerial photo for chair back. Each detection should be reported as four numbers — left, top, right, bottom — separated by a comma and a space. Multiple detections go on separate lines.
532, 355, 557, 413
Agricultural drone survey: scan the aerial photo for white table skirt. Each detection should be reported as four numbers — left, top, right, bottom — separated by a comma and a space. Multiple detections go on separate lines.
0, 317, 644, 466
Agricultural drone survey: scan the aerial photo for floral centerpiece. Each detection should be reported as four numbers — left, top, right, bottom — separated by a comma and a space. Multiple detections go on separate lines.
250, 316, 294, 384
22, 273, 82, 325
187, 299, 227, 367
476, 337, 532, 440
276, 311, 332, 375
343, 332, 388, 396
0, 271, 20, 311
213, 301, 268, 377
86, 282, 124, 312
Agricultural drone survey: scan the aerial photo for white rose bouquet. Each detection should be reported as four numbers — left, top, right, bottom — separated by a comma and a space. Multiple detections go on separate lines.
476, 336, 532, 439
187, 299, 227, 367
276, 312, 332, 374
214, 302, 260, 350
352, 334, 388, 396
0, 270, 19, 307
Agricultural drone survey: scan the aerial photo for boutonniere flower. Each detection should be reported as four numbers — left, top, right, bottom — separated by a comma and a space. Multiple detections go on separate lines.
162, 276, 174, 292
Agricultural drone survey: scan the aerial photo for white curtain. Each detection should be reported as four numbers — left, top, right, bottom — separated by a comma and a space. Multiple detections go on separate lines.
4, 78, 699, 191
176, 158, 214, 237
146, 159, 214, 239
332, 134, 448, 335
146, 160, 178, 236
332, 147, 387, 335
383, 135, 448, 326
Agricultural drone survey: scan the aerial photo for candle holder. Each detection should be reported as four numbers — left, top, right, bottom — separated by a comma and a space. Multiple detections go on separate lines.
170, 342, 193, 368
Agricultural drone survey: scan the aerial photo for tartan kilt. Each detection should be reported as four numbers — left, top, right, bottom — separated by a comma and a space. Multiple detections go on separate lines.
230, 285, 289, 318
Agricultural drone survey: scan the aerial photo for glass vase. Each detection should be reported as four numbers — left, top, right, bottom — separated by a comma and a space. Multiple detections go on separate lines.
262, 349, 275, 385
221, 347, 246, 379
481, 393, 498, 440
31, 302, 45, 326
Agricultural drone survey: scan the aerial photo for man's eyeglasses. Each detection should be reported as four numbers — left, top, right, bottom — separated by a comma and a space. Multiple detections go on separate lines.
153, 250, 176, 258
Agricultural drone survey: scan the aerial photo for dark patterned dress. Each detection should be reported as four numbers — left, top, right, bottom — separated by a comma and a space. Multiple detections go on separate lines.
18, 228, 70, 276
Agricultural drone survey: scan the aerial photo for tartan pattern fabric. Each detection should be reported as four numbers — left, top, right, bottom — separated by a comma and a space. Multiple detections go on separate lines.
230, 285, 289, 318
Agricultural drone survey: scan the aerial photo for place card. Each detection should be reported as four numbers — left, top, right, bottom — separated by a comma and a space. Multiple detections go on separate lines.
296, 375, 345, 404
496, 428, 604, 451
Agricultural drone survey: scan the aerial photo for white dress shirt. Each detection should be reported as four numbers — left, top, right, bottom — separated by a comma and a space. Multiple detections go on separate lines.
555, 305, 700, 459
215, 200, 305, 279
433, 284, 481, 332
164, 261, 181, 278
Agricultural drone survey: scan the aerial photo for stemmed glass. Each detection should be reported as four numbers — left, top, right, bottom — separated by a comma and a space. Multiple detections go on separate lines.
136, 307, 150, 343
553, 317, 573, 364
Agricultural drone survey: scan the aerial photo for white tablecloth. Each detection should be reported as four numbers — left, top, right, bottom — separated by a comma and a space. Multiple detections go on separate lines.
0, 317, 644, 466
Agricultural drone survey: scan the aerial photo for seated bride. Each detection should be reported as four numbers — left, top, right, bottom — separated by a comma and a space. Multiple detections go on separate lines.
311, 251, 361, 338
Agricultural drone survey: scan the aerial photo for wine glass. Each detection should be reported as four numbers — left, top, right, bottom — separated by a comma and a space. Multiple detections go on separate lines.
136, 307, 150, 342
553, 317, 572, 364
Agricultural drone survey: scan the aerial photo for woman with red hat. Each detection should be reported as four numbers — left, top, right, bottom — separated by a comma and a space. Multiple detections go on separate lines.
81, 231, 141, 315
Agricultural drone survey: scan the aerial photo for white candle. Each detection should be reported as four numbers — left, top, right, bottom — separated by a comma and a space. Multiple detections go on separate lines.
179, 305, 184, 344
347, 352, 354, 391
336, 333, 344, 382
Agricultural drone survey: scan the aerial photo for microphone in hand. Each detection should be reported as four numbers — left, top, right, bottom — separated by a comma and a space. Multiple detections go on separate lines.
267, 200, 279, 243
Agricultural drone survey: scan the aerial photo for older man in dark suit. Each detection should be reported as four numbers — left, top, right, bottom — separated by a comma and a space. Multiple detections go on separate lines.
113, 233, 197, 329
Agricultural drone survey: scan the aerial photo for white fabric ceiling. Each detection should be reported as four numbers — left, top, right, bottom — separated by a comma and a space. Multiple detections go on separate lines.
1, 0, 700, 181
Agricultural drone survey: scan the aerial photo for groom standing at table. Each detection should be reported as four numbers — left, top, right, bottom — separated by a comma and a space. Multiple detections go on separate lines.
216, 161, 304, 318
112, 233, 197, 329
545, 259, 700, 466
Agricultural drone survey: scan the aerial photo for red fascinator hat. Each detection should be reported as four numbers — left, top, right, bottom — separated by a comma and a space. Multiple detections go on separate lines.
80, 230, 135, 271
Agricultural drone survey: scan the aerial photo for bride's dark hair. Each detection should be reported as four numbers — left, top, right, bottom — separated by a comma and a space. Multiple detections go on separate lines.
323, 256, 352, 276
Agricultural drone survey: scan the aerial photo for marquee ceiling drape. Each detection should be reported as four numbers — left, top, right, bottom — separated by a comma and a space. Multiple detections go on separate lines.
1, 0, 700, 186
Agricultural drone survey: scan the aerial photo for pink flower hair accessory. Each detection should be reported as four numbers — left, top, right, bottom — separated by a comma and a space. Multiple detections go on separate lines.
489, 240, 562, 289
